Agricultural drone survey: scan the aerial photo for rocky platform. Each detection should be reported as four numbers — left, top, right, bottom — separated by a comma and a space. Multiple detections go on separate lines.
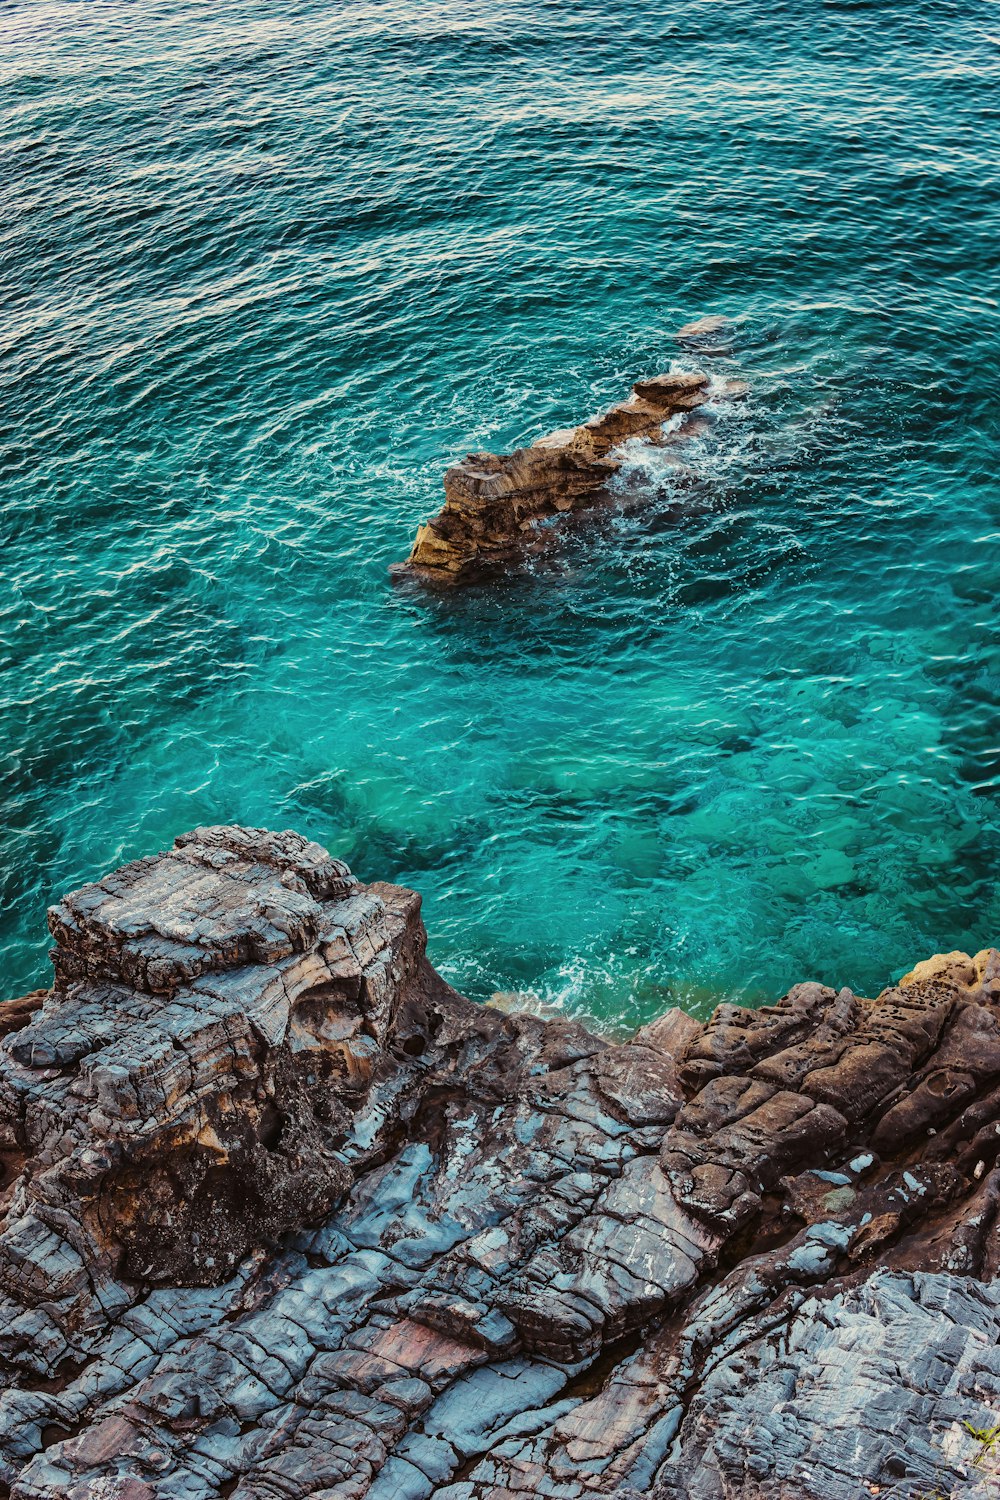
2, 827, 1000, 1498
389, 363, 747, 587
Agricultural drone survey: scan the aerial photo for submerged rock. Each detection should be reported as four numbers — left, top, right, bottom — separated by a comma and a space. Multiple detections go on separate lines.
675, 313, 737, 355
391, 370, 716, 586
1, 826, 999, 1498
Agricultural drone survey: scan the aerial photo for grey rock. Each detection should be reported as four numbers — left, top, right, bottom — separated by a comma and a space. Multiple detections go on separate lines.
1, 827, 998, 1500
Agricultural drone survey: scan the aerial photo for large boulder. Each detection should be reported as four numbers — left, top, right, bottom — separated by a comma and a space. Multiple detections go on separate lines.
0, 826, 428, 1370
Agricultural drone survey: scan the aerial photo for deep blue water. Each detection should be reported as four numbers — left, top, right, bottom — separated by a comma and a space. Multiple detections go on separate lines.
2, 0, 998, 1030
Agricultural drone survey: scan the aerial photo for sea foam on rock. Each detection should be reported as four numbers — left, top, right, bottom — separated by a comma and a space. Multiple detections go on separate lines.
391, 369, 718, 586
1, 826, 1000, 1498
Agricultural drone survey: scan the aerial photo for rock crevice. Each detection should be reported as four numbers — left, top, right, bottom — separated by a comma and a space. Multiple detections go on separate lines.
1, 829, 999, 1499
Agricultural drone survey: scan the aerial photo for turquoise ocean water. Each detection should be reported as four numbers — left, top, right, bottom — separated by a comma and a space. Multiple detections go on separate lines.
2, 1, 998, 1030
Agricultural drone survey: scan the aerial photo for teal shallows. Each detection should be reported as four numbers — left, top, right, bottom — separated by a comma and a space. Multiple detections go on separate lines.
1, 0, 998, 1031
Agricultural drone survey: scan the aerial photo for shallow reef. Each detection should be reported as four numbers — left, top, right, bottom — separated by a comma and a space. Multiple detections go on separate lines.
1, 826, 999, 1498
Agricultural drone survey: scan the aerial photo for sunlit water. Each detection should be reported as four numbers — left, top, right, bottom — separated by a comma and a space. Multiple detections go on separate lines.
2, 0, 998, 1031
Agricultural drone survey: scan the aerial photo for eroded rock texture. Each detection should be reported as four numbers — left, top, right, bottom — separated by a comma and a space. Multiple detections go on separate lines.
390, 369, 734, 586
2, 830, 1000, 1498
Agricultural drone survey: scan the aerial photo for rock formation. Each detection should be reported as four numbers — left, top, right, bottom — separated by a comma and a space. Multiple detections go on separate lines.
390, 370, 726, 586
2, 828, 1000, 1498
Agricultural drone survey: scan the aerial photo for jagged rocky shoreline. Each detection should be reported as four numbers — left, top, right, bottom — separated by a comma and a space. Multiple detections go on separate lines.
2, 827, 1000, 1498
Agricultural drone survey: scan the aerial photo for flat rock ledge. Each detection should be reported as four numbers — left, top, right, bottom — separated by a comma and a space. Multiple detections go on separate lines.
390, 367, 745, 587
2, 829, 1000, 1498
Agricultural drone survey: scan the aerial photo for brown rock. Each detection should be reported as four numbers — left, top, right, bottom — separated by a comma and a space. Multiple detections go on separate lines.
634, 1004, 704, 1057
0, 990, 47, 1042
390, 370, 714, 586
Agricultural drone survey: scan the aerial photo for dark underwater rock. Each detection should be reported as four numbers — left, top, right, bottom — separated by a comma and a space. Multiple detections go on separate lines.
1, 826, 999, 1497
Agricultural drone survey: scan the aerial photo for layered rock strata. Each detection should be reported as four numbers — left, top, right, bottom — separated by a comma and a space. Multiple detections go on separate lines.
1, 829, 1000, 1498
390, 370, 723, 586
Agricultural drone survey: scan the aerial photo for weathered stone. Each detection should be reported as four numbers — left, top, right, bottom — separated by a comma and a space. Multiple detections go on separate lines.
0, 827, 428, 1366
390, 368, 730, 586
1, 831, 999, 1500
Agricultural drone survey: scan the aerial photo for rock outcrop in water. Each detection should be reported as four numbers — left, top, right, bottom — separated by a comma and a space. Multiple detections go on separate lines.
2, 828, 1000, 1497
391, 370, 718, 586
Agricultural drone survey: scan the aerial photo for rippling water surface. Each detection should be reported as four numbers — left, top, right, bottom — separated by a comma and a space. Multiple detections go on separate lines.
2, 0, 998, 1028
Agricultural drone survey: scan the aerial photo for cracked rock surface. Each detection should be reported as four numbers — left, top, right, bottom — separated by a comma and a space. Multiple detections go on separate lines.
2, 829, 1000, 1498
389, 367, 745, 586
